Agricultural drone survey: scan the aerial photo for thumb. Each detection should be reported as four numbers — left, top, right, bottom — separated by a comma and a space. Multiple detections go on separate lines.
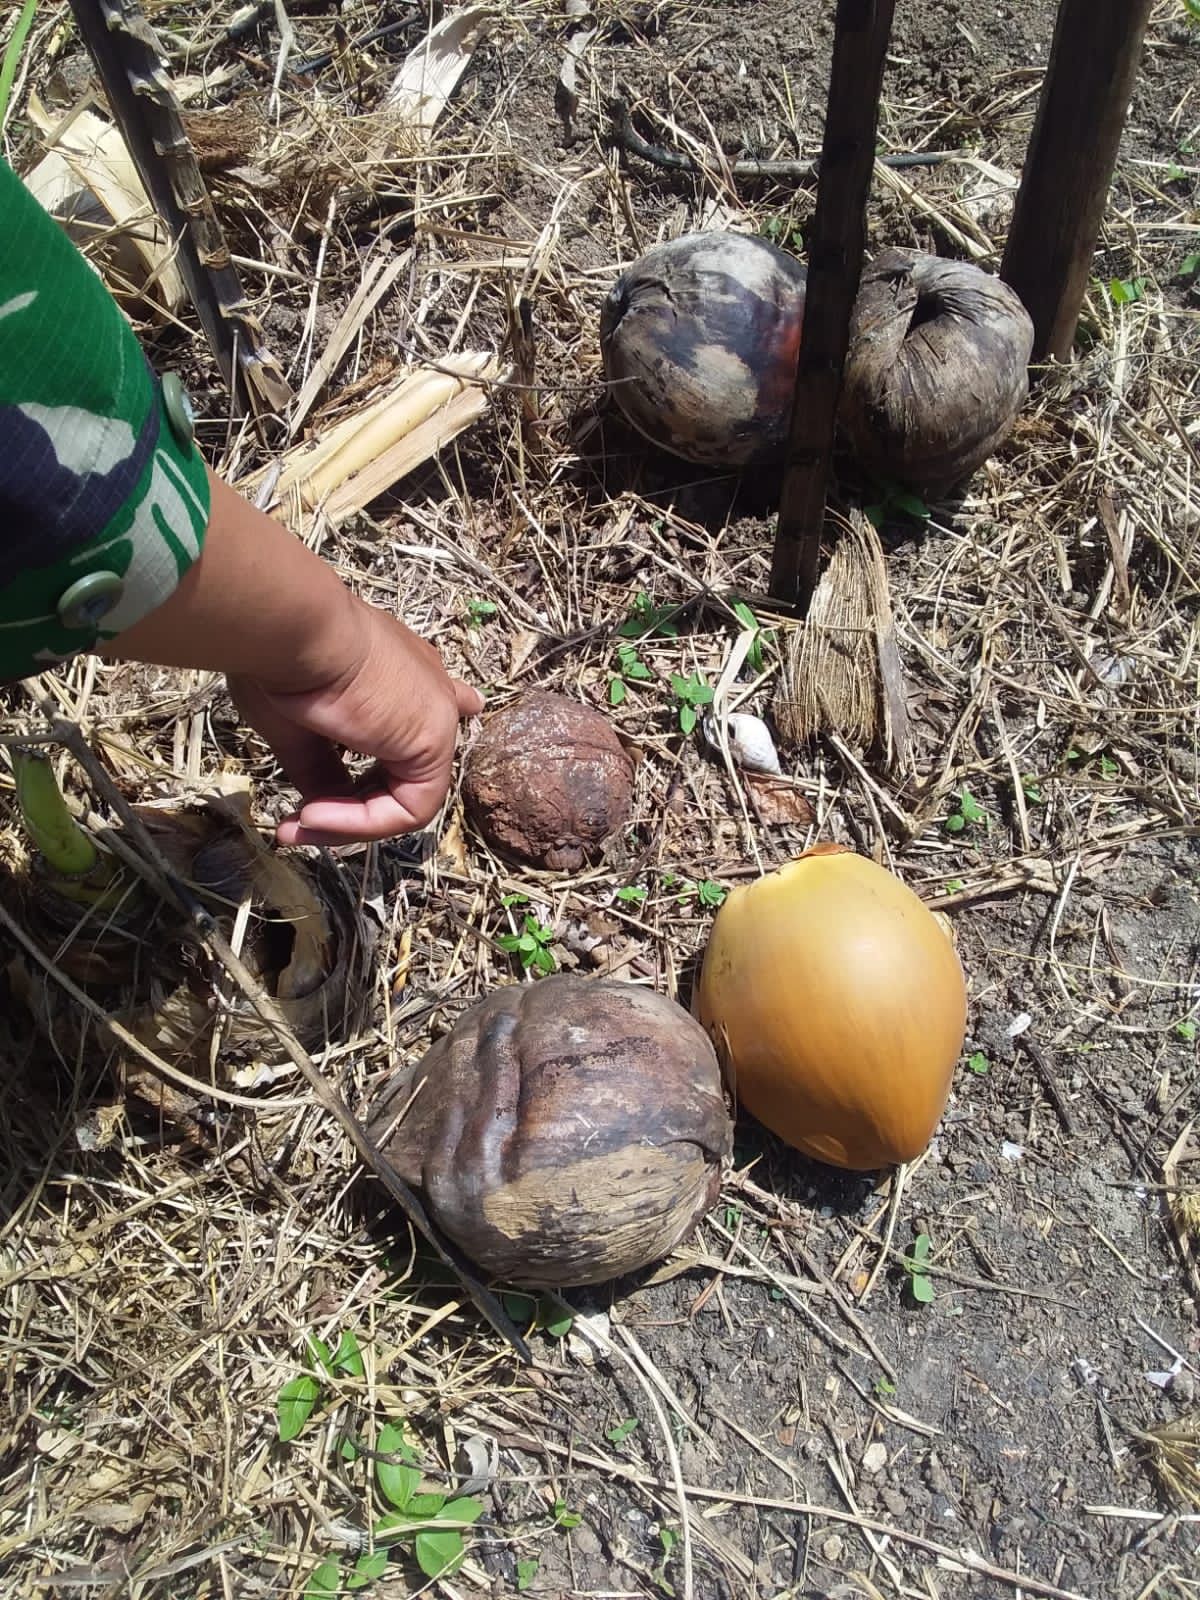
454, 677, 485, 716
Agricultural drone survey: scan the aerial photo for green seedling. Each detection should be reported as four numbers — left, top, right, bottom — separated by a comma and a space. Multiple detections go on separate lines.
1020, 774, 1044, 804
653, 1526, 680, 1594
670, 671, 714, 735
942, 878, 965, 894
901, 1234, 935, 1305
465, 596, 498, 627
497, 914, 557, 975
517, 1557, 540, 1590
502, 1291, 574, 1338
501, 891, 530, 908
694, 879, 727, 909
1184, 0, 1199, 24
371, 1419, 485, 1578
606, 1417, 641, 1446
944, 788, 986, 833
874, 1376, 897, 1398
616, 884, 648, 904
609, 642, 653, 705
553, 1498, 582, 1530
1178, 251, 1200, 279
277, 1329, 366, 1443
722, 1204, 742, 1231
967, 1051, 990, 1076
865, 480, 930, 527
730, 598, 767, 672
1108, 276, 1146, 306
760, 214, 804, 252
0, 0, 38, 133
1175, 1019, 1197, 1042
619, 590, 680, 640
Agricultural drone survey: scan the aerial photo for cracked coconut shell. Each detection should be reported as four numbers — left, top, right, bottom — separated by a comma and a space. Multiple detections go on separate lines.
369, 976, 733, 1287
840, 249, 1034, 495
600, 230, 807, 467
463, 692, 634, 870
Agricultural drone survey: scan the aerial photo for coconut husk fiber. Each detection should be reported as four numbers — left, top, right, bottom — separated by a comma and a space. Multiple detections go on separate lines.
840, 249, 1034, 495
774, 510, 910, 770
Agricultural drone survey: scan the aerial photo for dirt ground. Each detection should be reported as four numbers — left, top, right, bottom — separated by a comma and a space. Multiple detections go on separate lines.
1, 2, 1199, 1598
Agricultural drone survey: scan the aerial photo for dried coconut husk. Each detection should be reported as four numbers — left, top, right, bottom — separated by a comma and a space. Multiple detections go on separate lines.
840, 249, 1034, 495
774, 510, 910, 770
5, 792, 371, 1107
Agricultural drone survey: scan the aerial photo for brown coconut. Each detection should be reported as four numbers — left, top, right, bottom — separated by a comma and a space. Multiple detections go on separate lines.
600, 230, 807, 467
368, 976, 733, 1286
840, 249, 1034, 495
463, 692, 634, 870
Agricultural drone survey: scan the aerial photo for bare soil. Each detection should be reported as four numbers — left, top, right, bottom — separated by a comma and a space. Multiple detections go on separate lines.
1, 3, 1198, 1599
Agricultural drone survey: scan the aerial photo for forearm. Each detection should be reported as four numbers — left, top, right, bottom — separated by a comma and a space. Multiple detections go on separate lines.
102, 470, 364, 692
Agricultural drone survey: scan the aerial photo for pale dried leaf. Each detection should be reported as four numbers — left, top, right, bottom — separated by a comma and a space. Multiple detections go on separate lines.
384, 7, 491, 138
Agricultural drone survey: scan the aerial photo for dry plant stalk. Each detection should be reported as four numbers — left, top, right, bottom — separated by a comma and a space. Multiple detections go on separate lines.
24, 96, 186, 314
66, 0, 289, 413
250, 353, 508, 526
775, 509, 910, 769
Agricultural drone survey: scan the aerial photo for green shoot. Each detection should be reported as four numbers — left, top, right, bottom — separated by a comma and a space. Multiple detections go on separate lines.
606, 1417, 640, 1445
553, 1498, 582, 1530
502, 1291, 573, 1337
619, 590, 680, 639
1175, 1019, 1196, 1043
497, 914, 557, 975
616, 884, 648, 905
865, 480, 930, 527
670, 671, 714, 735
517, 1557, 540, 1590
465, 597, 498, 627
1108, 276, 1146, 306
609, 642, 653, 705
730, 599, 766, 672
967, 1051, 990, 1076
944, 788, 986, 833
902, 1234, 935, 1305
0, 0, 38, 134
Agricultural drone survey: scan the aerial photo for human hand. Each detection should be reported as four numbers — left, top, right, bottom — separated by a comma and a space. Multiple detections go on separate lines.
229, 603, 483, 847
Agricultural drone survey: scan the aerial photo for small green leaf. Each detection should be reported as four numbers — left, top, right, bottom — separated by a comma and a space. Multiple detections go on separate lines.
874, 1376, 897, 1397
911, 1233, 932, 1263
332, 1329, 364, 1378
943, 878, 965, 893
517, 1556, 540, 1590
893, 489, 930, 520
1099, 753, 1119, 778
1179, 251, 1200, 278
679, 704, 697, 735
504, 1291, 536, 1323
348, 1549, 389, 1588
304, 1555, 341, 1598
406, 1492, 448, 1517
967, 1051, 990, 1076
616, 885, 647, 904
277, 1374, 321, 1442
910, 1273, 935, 1304
553, 1498, 581, 1529
1175, 1019, 1197, 1042
609, 676, 627, 706
376, 1421, 420, 1510
414, 1527, 465, 1579
944, 813, 965, 833
959, 789, 986, 824
340, 1435, 360, 1463
540, 1297, 573, 1338
695, 880, 726, 908
440, 1496, 484, 1525
669, 673, 689, 697
533, 945, 557, 975
606, 1417, 640, 1445
625, 659, 653, 681
501, 892, 529, 908
306, 1335, 334, 1376
660, 1527, 679, 1555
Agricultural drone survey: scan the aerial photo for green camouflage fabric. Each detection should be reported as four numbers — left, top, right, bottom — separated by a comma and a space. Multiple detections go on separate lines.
0, 156, 210, 681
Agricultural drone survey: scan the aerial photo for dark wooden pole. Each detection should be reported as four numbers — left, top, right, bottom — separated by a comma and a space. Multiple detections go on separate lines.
1000, 0, 1154, 363
769, 0, 896, 612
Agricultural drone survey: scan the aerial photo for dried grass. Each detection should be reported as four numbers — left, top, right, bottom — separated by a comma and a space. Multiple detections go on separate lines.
1, 2, 1199, 1596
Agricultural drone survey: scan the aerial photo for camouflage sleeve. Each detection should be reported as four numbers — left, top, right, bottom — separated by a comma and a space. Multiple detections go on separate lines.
0, 155, 210, 682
